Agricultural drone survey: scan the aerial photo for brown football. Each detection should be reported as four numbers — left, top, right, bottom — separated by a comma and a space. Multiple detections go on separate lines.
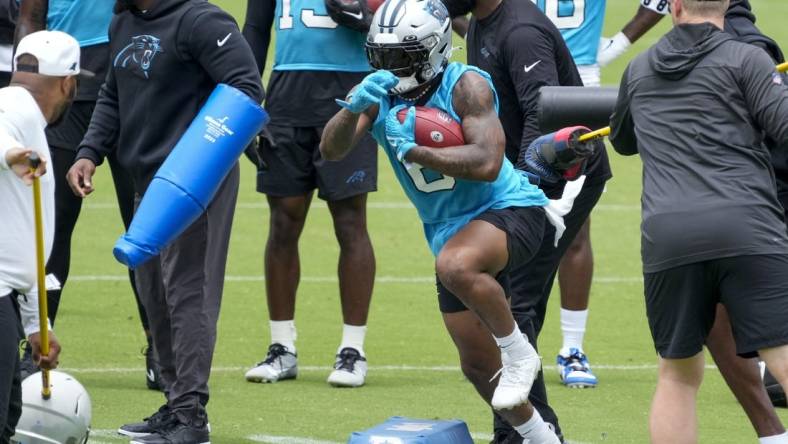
396, 106, 465, 148
367, 0, 386, 12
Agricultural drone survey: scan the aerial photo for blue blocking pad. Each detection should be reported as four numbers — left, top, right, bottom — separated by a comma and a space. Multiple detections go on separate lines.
114, 84, 269, 269
348, 417, 473, 444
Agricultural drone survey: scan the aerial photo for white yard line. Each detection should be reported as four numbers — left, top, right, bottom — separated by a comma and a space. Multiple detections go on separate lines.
68, 274, 644, 284
82, 201, 639, 211
247, 435, 343, 444
63, 364, 719, 374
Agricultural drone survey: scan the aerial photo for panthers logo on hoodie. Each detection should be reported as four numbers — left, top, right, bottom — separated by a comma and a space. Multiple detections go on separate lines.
113, 35, 164, 79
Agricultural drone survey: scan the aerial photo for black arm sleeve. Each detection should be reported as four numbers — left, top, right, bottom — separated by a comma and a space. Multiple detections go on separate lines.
505, 25, 563, 166
243, 0, 276, 76
75, 60, 120, 165
741, 49, 788, 148
610, 65, 639, 156
184, 5, 265, 103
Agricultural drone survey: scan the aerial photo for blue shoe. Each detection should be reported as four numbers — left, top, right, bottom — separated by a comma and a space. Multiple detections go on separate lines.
556, 348, 597, 388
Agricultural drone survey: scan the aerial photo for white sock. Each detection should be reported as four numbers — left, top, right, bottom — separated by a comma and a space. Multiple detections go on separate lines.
760, 432, 788, 444
494, 324, 531, 361
514, 409, 554, 440
560, 308, 588, 355
270, 320, 297, 353
339, 324, 367, 356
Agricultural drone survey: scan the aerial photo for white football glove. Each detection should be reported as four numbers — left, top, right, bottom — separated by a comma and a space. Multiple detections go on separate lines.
597, 32, 632, 68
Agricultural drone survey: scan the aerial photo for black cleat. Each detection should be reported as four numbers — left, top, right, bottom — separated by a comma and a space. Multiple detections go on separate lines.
130, 418, 210, 444
118, 405, 175, 438
144, 344, 163, 391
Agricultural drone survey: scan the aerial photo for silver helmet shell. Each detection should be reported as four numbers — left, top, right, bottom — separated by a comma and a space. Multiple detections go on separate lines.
11, 371, 91, 444
366, 0, 452, 94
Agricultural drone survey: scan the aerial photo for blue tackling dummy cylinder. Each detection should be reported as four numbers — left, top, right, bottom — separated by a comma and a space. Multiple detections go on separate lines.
348, 417, 473, 444
113, 84, 269, 269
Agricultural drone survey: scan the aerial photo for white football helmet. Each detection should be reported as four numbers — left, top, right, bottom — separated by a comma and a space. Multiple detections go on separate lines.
366, 0, 452, 94
11, 371, 91, 444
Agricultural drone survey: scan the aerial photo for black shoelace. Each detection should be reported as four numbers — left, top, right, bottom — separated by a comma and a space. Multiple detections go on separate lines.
259, 343, 291, 366
334, 348, 365, 372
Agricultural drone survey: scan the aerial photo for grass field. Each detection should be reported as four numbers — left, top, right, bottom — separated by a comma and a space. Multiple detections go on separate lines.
48, 1, 788, 443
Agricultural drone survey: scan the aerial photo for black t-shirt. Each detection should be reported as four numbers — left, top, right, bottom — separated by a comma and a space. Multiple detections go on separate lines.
466, 0, 611, 196
265, 70, 368, 127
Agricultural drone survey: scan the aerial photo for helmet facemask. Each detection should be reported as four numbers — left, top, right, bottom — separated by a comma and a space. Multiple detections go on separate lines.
366, 33, 446, 94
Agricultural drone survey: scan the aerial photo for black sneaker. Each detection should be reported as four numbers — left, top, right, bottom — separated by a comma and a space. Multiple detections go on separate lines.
130, 417, 210, 444
118, 405, 175, 438
19, 342, 38, 380
144, 344, 163, 391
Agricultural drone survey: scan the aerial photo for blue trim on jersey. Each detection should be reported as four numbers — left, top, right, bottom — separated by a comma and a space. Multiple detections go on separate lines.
273, 0, 370, 72
47, 0, 111, 47
535, 0, 606, 66
370, 63, 548, 255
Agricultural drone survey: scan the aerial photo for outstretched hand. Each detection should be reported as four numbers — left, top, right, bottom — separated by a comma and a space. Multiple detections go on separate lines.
66, 158, 97, 198
336, 70, 399, 114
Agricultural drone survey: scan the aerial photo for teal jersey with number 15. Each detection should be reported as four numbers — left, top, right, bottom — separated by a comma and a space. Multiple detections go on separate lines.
370, 63, 548, 256
532, 0, 605, 66
273, 0, 371, 71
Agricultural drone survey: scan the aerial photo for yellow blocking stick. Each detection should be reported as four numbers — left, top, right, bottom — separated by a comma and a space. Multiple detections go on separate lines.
28, 152, 50, 400
577, 62, 788, 144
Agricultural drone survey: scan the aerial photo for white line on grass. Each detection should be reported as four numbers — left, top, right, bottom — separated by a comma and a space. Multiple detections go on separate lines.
62, 363, 719, 374
68, 275, 644, 284
82, 202, 639, 211
247, 435, 342, 444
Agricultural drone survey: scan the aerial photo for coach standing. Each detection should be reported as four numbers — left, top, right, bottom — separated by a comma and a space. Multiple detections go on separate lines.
66, 0, 264, 443
610, 0, 788, 442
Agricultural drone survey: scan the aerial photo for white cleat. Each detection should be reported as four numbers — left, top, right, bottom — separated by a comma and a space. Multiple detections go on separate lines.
244, 343, 298, 383
490, 341, 541, 410
327, 347, 367, 388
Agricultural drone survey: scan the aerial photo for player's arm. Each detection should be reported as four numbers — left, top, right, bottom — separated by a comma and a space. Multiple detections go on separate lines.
243, 0, 276, 76
183, 6, 265, 103
741, 50, 788, 147
320, 106, 378, 161
14, 0, 47, 48
399, 72, 505, 182
609, 65, 638, 156
503, 25, 563, 167
598, 3, 666, 67
452, 16, 469, 39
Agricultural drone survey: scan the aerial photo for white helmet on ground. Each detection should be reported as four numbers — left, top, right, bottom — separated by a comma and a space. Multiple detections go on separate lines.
366, 0, 452, 94
11, 371, 91, 444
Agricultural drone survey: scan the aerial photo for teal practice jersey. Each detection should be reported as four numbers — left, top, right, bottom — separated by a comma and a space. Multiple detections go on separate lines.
533, 0, 606, 66
273, 0, 370, 72
48, 0, 112, 47
370, 63, 548, 256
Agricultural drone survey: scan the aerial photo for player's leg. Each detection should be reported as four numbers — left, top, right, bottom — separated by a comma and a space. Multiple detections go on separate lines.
706, 304, 786, 439
650, 353, 705, 444
718, 254, 788, 442
246, 125, 316, 383
0, 295, 21, 441
108, 152, 163, 391
317, 129, 377, 387
437, 207, 545, 411
442, 307, 559, 443
556, 218, 597, 387
644, 262, 716, 444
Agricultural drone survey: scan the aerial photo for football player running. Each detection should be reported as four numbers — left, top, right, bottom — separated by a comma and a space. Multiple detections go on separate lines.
321, 0, 584, 440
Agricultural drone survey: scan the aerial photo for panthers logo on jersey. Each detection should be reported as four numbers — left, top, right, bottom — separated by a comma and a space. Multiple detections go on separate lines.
113, 35, 164, 79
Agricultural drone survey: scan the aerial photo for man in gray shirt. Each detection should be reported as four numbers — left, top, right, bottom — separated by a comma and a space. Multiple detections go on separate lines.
610, 0, 788, 442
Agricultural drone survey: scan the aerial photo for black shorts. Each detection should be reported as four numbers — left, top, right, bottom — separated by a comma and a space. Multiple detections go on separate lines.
256, 124, 377, 201
438, 206, 546, 313
46, 100, 95, 151
644, 254, 788, 359
508, 181, 606, 335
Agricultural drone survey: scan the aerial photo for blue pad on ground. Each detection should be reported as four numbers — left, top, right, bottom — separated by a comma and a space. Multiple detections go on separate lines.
348, 417, 473, 444
114, 84, 269, 269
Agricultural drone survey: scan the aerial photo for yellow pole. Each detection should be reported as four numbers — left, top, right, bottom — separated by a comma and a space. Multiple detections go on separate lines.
576, 62, 786, 143
28, 153, 50, 400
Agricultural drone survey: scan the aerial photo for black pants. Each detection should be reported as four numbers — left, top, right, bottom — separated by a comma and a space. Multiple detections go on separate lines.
0, 295, 22, 444
134, 166, 239, 424
493, 181, 606, 440
45, 101, 149, 332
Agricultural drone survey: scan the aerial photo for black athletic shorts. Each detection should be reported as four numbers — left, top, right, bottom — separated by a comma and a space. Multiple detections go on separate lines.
644, 254, 788, 359
256, 124, 377, 201
438, 206, 546, 313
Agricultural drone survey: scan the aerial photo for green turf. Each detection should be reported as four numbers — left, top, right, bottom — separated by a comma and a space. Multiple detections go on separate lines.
49, 1, 788, 443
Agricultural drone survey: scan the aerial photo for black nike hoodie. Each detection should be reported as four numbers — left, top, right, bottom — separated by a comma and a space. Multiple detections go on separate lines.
77, 0, 264, 193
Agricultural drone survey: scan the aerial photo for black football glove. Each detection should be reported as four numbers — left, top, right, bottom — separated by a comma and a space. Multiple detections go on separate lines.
325, 0, 372, 33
